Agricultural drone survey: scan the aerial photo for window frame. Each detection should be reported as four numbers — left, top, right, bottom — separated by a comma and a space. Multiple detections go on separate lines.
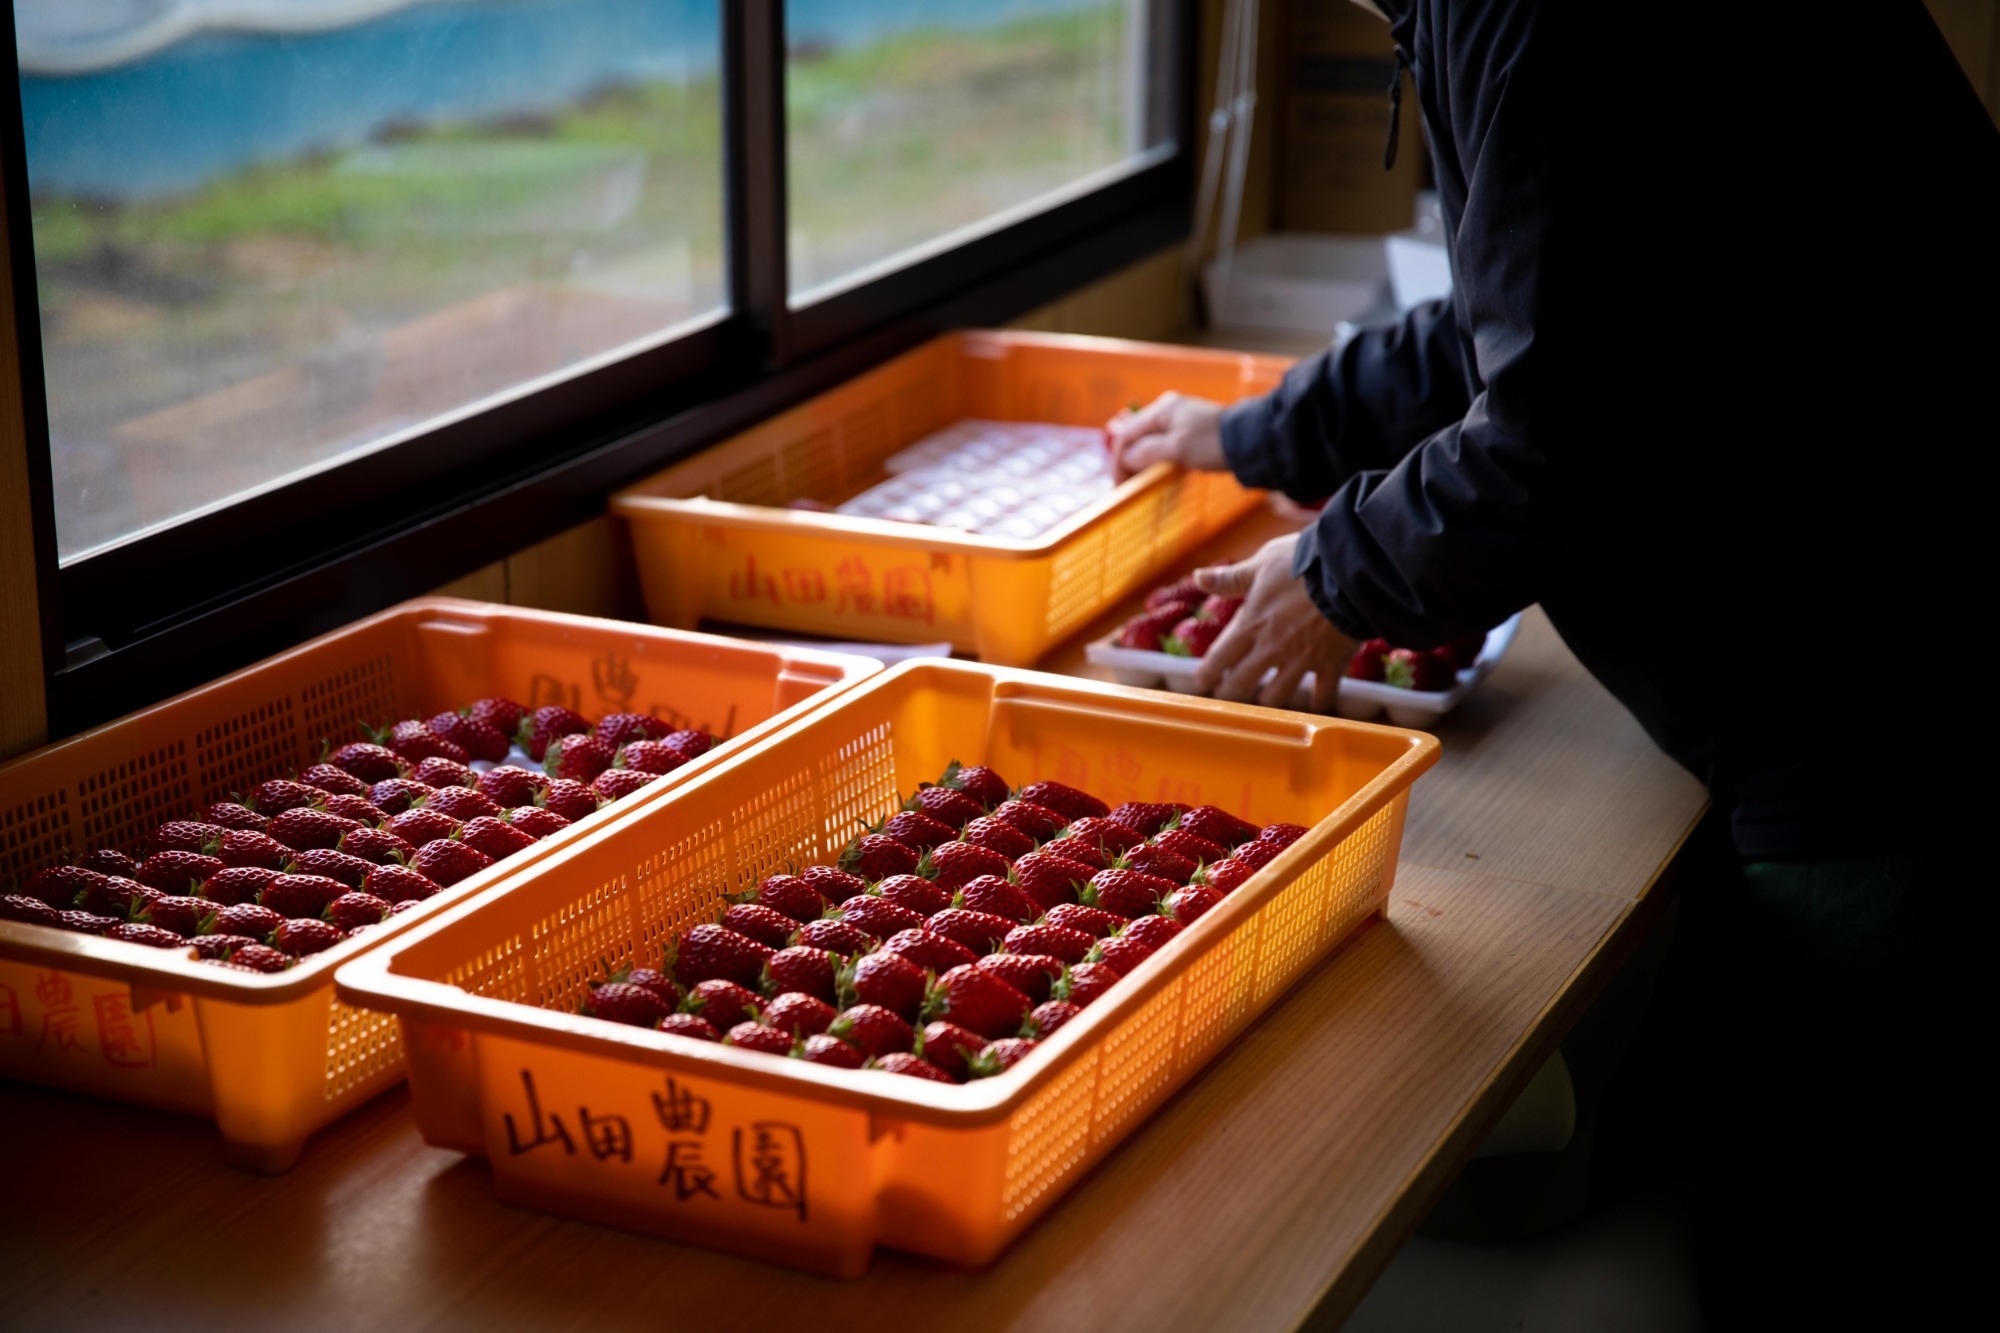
4, 0, 1195, 736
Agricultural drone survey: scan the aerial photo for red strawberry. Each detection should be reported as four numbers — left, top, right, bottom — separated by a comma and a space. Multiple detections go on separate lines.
202, 867, 279, 906
684, 978, 761, 1030
618, 740, 687, 776
153, 820, 224, 855
477, 765, 548, 808
190, 933, 258, 961
222, 943, 292, 973
0, 895, 63, 928
22, 865, 104, 909
657, 1013, 721, 1042
1003, 922, 1095, 965
90, 881, 160, 920
937, 760, 1010, 808
286, 848, 374, 889
389, 807, 461, 847
881, 928, 978, 976
1121, 843, 1197, 885
368, 778, 433, 815
1199, 594, 1244, 626
1121, 914, 1184, 951
660, 730, 713, 763
839, 950, 928, 1022
376, 719, 469, 766
585, 981, 672, 1028
751, 874, 826, 923
412, 756, 476, 789
1063, 816, 1145, 856
976, 952, 1063, 1003
458, 816, 535, 862
209, 902, 284, 939
723, 1022, 794, 1056
799, 1032, 866, 1068
800, 865, 865, 904
1090, 934, 1155, 975
988, 799, 1067, 841
340, 827, 415, 866
1180, 805, 1258, 848
916, 1020, 987, 1079
1025, 999, 1083, 1039
923, 841, 1011, 892
908, 785, 983, 829
136, 851, 221, 894
108, 922, 188, 949
504, 806, 570, 840
421, 786, 500, 823
1346, 638, 1391, 681
248, 779, 321, 814
967, 1037, 1038, 1077
363, 863, 441, 905
832, 893, 926, 941
298, 764, 369, 798
135, 894, 208, 936
260, 873, 345, 919
595, 712, 670, 748
1042, 902, 1126, 938
272, 918, 343, 956
268, 808, 362, 852
1195, 859, 1256, 895
762, 992, 837, 1037
872, 1051, 954, 1082
840, 833, 919, 881
955, 875, 1039, 924
544, 733, 615, 783
1153, 828, 1228, 866
1166, 884, 1224, 925
924, 907, 1015, 955
923, 965, 1031, 1040
1117, 606, 1183, 651
869, 873, 951, 918
409, 839, 492, 888
426, 711, 510, 763
59, 910, 120, 935
793, 917, 874, 956
1108, 802, 1188, 837
204, 802, 267, 832
1383, 646, 1454, 691
519, 705, 591, 762
466, 697, 527, 739
540, 778, 601, 823
322, 794, 388, 825
593, 769, 658, 802
1054, 961, 1121, 1007
721, 902, 800, 950
1016, 781, 1109, 823
671, 925, 774, 988
1146, 577, 1204, 612
622, 966, 679, 1005
874, 809, 957, 853
327, 892, 391, 932
328, 743, 405, 783
960, 816, 1035, 862
1258, 822, 1309, 849
74, 848, 140, 878
1084, 868, 1177, 918
1233, 839, 1282, 870
1163, 616, 1223, 657
828, 1003, 914, 1059
1043, 836, 1109, 870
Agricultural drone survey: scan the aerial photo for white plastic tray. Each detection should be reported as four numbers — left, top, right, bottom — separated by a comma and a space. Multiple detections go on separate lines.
1085, 613, 1522, 726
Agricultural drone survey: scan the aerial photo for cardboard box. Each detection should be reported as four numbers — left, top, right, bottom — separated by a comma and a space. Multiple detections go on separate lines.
1278, 2, 1424, 234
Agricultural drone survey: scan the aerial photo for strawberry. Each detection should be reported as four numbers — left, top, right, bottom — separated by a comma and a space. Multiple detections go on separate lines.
793, 917, 874, 956
922, 841, 1011, 892
1090, 934, 1155, 975
363, 863, 441, 904
426, 711, 511, 763
209, 902, 284, 938
1199, 594, 1244, 626
368, 778, 433, 816
422, 786, 500, 823
518, 705, 591, 762
22, 865, 105, 909
839, 950, 928, 1022
465, 697, 527, 739
1152, 828, 1228, 866
388, 807, 461, 847
272, 918, 343, 956
477, 765, 548, 808
108, 922, 188, 949
1146, 577, 1204, 612
191, 933, 259, 961
915, 1020, 986, 1079
540, 778, 601, 823
1063, 816, 1145, 856
204, 802, 267, 833
585, 981, 673, 1028
268, 808, 362, 852
0, 895, 62, 928
976, 952, 1063, 1002
881, 928, 978, 975
828, 1003, 914, 1059
76, 848, 142, 878
327, 892, 391, 931
840, 833, 919, 881
923, 965, 1031, 1040
458, 815, 535, 862
1180, 804, 1258, 848
799, 1032, 866, 1068
1083, 868, 1176, 918
660, 730, 713, 764
960, 816, 1035, 862
871, 1051, 954, 1082
800, 865, 865, 904
248, 779, 321, 814
1042, 835, 1109, 870
762, 992, 837, 1038
831, 893, 925, 941
621, 966, 679, 1005
1233, 839, 1282, 870
720, 902, 800, 950
1117, 606, 1183, 651
869, 873, 951, 918
1165, 884, 1224, 925
504, 806, 570, 840
1025, 999, 1083, 1039
967, 1037, 1038, 1078
595, 712, 671, 748
1016, 781, 1109, 823
1108, 802, 1188, 837
723, 1022, 794, 1056
1053, 961, 1121, 1007
323, 794, 388, 825
1122, 844, 1197, 884
908, 785, 983, 830
285, 848, 374, 889
221, 943, 292, 973
924, 907, 1015, 955
618, 740, 688, 776
136, 851, 222, 894
873, 809, 957, 853
60, 910, 120, 935
684, 978, 761, 1030
1042, 902, 1126, 938
202, 866, 279, 906
340, 827, 415, 865
593, 769, 658, 802
988, 799, 1067, 841
671, 925, 774, 988
1188, 859, 1251, 896
1163, 616, 1224, 658
545, 733, 616, 783
92, 881, 160, 919
375, 719, 469, 766
298, 764, 369, 799
1383, 646, 1454, 691
328, 743, 406, 783
153, 820, 225, 855
1003, 922, 1095, 965
1258, 822, 1309, 849
751, 874, 826, 923
1120, 914, 1184, 951
1346, 638, 1391, 681
657, 1013, 721, 1042
937, 760, 1010, 809
260, 873, 345, 919
410, 839, 493, 888
955, 875, 1039, 924
413, 756, 477, 790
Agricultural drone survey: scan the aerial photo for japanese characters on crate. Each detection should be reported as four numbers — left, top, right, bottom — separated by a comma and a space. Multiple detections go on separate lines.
572, 761, 1306, 1083
0, 701, 716, 971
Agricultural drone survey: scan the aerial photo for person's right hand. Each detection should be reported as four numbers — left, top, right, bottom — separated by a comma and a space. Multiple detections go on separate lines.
1105, 392, 1227, 482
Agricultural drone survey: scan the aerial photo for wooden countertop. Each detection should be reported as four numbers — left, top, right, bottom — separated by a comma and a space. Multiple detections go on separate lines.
0, 507, 1707, 1333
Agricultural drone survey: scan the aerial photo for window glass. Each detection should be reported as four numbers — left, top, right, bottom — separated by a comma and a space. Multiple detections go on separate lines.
785, 0, 1170, 304
15, 0, 725, 561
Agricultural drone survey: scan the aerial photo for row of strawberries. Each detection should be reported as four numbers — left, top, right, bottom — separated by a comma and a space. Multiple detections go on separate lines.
575, 762, 1305, 1082
0, 699, 713, 972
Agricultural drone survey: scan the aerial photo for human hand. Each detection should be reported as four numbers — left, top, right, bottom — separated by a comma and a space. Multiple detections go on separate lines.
1191, 535, 1359, 711
1105, 392, 1227, 482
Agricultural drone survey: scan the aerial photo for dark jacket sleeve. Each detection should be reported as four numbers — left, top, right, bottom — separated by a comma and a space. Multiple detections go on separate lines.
1217, 298, 1472, 504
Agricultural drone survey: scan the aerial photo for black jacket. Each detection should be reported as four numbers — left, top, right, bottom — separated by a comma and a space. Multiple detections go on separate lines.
1222, 0, 1999, 859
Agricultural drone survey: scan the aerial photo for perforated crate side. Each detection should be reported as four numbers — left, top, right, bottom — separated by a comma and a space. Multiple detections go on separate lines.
1087, 981, 1184, 1147
530, 873, 642, 1015
325, 993, 402, 1101
1043, 527, 1108, 643
79, 742, 194, 859
299, 654, 399, 754
196, 695, 303, 809
1000, 1046, 1100, 1223
0, 789, 72, 881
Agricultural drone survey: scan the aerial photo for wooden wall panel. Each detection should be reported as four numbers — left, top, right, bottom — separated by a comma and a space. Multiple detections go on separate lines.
0, 168, 49, 763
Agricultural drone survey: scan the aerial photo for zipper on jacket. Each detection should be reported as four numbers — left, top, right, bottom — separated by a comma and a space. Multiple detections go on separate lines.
1383, 48, 1409, 170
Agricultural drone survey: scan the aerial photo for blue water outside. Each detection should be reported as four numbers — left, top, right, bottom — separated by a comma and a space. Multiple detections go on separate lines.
17, 0, 1111, 200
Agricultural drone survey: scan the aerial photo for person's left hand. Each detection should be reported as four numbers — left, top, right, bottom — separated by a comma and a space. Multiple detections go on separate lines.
1192, 535, 1359, 711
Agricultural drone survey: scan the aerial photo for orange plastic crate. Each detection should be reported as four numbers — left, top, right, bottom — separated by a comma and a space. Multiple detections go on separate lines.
609, 331, 1291, 664
336, 661, 1438, 1275
0, 599, 876, 1170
